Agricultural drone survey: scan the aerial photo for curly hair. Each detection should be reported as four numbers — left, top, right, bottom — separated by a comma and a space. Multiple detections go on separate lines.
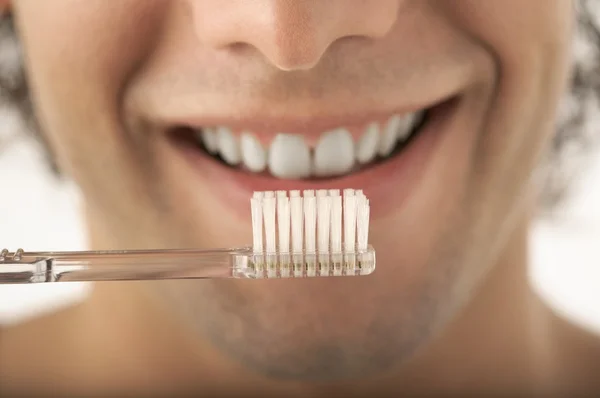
1, 2, 599, 212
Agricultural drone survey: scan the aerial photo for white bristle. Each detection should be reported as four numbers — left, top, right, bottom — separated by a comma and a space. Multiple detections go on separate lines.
263, 197, 277, 253
251, 189, 374, 278
251, 197, 263, 253
252, 189, 369, 256
356, 191, 364, 206
290, 194, 304, 253
343, 191, 357, 252
330, 195, 342, 252
357, 196, 370, 251
304, 194, 317, 252
317, 194, 331, 252
249, 188, 377, 278
277, 195, 291, 253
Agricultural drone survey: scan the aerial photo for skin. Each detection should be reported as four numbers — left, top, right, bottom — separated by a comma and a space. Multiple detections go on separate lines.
1, 0, 599, 396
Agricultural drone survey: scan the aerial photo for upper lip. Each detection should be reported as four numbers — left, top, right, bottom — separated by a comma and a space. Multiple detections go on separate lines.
168, 105, 425, 131
140, 74, 464, 146
134, 54, 474, 142
160, 96, 448, 147
160, 92, 452, 127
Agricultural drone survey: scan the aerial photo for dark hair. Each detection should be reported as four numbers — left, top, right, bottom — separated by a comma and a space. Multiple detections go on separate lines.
0, 15, 58, 173
1, 2, 600, 211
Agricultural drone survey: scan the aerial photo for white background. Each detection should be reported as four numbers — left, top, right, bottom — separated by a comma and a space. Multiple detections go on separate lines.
0, 124, 599, 332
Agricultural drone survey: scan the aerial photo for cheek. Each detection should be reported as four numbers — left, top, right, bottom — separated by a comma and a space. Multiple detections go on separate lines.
450, 0, 573, 202
445, 0, 573, 114
13, 0, 166, 168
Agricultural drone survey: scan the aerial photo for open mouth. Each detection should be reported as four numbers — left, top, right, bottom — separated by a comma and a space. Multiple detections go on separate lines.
169, 106, 433, 181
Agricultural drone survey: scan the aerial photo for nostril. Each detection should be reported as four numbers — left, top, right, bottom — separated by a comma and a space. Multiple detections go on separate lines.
272, 56, 325, 72
190, 1, 400, 72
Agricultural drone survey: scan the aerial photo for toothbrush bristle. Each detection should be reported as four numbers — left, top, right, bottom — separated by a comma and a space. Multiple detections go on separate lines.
316, 189, 328, 197
330, 194, 342, 252
343, 188, 355, 197
250, 197, 263, 253
290, 193, 303, 253
303, 194, 317, 253
263, 195, 277, 253
277, 193, 291, 254
357, 195, 370, 252
317, 194, 332, 252
250, 189, 373, 278
343, 190, 357, 252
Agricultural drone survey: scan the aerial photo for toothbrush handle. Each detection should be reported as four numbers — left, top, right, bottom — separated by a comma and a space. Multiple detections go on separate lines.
0, 246, 376, 283
0, 247, 255, 284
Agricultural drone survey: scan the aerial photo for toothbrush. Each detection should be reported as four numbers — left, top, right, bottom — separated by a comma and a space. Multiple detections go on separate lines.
0, 189, 375, 284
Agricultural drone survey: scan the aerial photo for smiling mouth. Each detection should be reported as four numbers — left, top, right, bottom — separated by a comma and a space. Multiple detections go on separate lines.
168, 104, 437, 181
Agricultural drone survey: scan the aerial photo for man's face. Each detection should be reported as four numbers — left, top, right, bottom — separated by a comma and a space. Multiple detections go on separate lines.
11, 0, 572, 380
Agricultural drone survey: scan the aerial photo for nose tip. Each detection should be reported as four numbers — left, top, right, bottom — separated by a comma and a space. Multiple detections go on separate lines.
266, 23, 334, 71
191, 0, 400, 71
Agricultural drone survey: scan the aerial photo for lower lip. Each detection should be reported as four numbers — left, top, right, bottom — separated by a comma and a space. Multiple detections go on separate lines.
173, 99, 457, 219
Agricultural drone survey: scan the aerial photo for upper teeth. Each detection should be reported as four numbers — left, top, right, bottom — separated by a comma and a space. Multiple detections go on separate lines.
197, 111, 423, 179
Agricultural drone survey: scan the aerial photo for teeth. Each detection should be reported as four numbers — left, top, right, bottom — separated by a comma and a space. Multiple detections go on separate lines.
199, 127, 219, 154
268, 134, 311, 179
397, 112, 419, 142
217, 127, 241, 165
197, 111, 424, 178
378, 115, 402, 157
241, 133, 267, 172
377, 112, 423, 157
355, 122, 380, 164
313, 128, 355, 177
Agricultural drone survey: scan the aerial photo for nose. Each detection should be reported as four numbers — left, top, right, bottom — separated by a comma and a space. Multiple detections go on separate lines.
189, 0, 400, 71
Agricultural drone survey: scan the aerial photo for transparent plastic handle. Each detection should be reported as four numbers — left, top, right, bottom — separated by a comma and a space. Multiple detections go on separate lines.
0, 246, 376, 284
